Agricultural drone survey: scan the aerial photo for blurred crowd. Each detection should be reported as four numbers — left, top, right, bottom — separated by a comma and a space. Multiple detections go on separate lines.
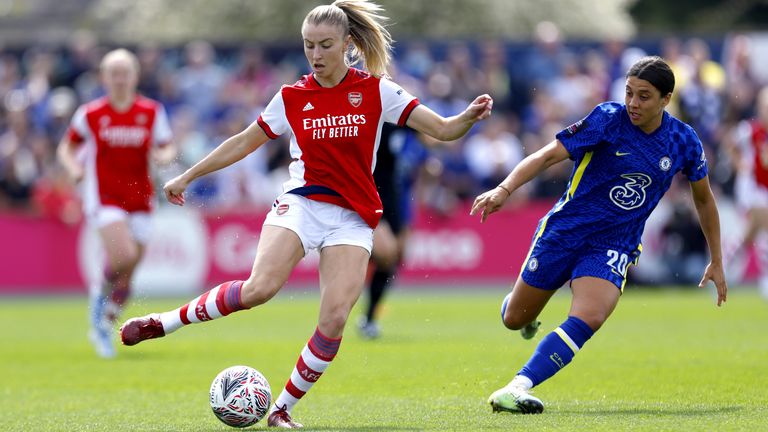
0, 25, 764, 235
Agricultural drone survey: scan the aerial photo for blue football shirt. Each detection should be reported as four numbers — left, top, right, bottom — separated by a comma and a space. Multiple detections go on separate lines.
539, 102, 708, 254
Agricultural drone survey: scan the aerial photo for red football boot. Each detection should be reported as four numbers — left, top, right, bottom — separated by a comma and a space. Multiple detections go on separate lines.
267, 408, 303, 429
119, 314, 165, 346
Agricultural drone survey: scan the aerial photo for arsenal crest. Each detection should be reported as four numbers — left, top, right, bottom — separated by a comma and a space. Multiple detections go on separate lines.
348, 92, 362, 107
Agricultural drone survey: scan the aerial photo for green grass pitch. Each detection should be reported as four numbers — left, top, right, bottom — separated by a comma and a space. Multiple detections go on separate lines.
1, 286, 766, 431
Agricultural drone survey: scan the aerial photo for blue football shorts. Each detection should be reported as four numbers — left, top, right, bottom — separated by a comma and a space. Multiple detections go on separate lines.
520, 235, 640, 292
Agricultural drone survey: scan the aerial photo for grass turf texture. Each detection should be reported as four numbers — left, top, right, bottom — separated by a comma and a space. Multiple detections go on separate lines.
1, 287, 766, 431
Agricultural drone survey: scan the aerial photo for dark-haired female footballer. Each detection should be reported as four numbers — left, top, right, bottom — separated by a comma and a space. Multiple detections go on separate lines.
471, 56, 727, 414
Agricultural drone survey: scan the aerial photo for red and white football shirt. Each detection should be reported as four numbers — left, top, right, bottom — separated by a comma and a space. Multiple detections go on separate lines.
257, 68, 419, 228
66, 95, 172, 214
745, 120, 768, 188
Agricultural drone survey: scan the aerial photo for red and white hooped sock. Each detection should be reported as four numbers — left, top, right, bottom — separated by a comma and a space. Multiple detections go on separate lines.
159, 280, 247, 334
271, 327, 341, 413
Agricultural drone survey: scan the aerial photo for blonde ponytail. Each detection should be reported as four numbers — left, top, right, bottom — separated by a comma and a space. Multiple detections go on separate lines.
304, 0, 393, 77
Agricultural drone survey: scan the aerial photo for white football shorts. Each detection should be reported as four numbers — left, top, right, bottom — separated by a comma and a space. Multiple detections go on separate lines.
264, 193, 373, 256
735, 173, 768, 211
88, 205, 152, 244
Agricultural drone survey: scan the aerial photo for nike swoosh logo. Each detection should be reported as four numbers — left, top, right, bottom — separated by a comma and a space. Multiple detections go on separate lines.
615, 151, 631, 156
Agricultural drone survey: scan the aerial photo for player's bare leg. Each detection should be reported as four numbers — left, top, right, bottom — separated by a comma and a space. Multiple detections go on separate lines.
743, 208, 768, 298
120, 225, 304, 345
99, 221, 144, 323
501, 277, 557, 339
489, 279, 555, 413
359, 221, 398, 339
269, 244, 369, 428
89, 220, 143, 358
239, 226, 305, 307
490, 277, 619, 413
568, 277, 620, 331
317, 245, 369, 338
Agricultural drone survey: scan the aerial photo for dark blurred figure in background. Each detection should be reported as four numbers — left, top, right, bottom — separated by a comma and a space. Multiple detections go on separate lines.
358, 123, 407, 339
659, 181, 708, 284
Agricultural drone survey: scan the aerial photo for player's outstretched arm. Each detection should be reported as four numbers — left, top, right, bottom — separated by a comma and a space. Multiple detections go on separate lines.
690, 176, 728, 306
406, 94, 493, 142
471, 139, 570, 223
163, 121, 269, 206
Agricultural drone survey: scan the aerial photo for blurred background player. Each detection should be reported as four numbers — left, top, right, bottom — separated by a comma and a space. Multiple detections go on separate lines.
358, 123, 405, 339
471, 56, 727, 414
56, 48, 174, 358
118, 0, 492, 428
726, 85, 768, 299
359, 82, 483, 338
358, 121, 430, 339
360, 57, 504, 338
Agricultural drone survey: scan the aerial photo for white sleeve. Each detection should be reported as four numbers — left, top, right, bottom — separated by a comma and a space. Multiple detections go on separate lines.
258, 90, 289, 138
379, 77, 419, 126
68, 105, 91, 141
152, 104, 173, 146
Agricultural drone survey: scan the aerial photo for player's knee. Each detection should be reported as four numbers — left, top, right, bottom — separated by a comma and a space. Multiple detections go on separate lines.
372, 245, 398, 270
374, 254, 398, 271
318, 305, 351, 336
108, 250, 141, 276
572, 312, 606, 332
125, 250, 142, 270
502, 313, 527, 330
240, 277, 280, 307
500, 292, 528, 330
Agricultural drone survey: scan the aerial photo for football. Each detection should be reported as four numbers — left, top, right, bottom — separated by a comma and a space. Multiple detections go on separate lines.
209, 365, 272, 428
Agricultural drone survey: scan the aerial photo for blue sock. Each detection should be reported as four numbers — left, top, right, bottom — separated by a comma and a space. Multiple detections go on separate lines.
519, 316, 594, 387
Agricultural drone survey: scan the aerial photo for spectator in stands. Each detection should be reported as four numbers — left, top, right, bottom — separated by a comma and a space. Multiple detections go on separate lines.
176, 40, 228, 122
0, 100, 47, 209
464, 115, 525, 192
678, 38, 726, 149
0, 31, 745, 216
